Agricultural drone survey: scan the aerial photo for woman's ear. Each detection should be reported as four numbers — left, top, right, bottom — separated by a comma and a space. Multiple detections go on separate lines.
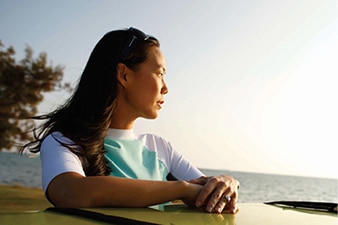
116, 63, 128, 87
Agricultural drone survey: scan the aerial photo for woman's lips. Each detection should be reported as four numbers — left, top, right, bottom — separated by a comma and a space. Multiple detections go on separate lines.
157, 101, 164, 108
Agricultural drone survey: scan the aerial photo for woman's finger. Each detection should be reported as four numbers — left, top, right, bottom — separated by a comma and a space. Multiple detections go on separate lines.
205, 181, 229, 212
213, 193, 232, 213
194, 177, 219, 207
228, 188, 239, 214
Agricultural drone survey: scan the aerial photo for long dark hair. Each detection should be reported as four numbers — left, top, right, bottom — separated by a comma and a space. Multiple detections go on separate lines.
20, 28, 160, 176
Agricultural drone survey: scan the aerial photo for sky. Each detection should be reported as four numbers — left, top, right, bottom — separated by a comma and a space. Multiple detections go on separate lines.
1, 0, 337, 179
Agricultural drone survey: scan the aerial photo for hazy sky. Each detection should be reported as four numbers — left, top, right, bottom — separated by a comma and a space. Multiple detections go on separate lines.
1, 0, 337, 178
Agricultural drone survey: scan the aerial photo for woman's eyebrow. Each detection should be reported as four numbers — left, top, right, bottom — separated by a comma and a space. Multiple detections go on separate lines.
156, 64, 166, 73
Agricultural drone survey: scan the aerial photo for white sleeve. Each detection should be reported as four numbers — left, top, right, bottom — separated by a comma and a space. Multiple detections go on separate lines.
165, 141, 205, 181
140, 134, 205, 181
40, 132, 85, 193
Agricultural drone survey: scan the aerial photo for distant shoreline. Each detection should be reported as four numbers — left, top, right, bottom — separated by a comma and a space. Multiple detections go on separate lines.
1, 153, 337, 203
1, 151, 337, 180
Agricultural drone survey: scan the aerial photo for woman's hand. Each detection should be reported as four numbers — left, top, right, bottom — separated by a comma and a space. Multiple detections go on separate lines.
188, 175, 240, 214
180, 182, 204, 208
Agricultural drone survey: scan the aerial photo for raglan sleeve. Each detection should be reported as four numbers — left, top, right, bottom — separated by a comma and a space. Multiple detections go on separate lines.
147, 134, 205, 181
165, 141, 205, 181
40, 132, 85, 194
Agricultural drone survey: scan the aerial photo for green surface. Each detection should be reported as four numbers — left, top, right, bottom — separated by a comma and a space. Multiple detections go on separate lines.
0, 185, 336, 225
0, 185, 52, 213
1, 203, 337, 225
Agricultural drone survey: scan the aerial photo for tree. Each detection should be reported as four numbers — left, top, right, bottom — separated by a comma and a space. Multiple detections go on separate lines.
0, 40, 70, 151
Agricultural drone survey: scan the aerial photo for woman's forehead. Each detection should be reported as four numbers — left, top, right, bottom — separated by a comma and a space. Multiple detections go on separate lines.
147, 46, 166, 71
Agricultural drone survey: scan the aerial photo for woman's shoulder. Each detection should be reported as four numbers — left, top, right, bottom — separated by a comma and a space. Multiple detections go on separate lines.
41, 131, 75, 150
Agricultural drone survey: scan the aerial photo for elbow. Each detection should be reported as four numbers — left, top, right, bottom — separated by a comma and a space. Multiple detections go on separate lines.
48, 188, 92, 208
46, 173, 94, 208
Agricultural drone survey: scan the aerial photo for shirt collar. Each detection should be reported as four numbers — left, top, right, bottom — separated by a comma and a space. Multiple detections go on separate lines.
105, 128, 136, 140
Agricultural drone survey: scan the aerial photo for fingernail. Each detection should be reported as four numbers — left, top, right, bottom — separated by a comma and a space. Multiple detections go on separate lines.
207, 206, 213, 212
215, 207, 222, 213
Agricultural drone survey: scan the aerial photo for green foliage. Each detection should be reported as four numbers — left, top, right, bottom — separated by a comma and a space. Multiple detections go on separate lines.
0, 40, 68, 151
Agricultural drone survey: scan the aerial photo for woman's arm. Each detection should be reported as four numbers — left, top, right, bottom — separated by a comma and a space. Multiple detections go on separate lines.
47, 172, 202, 208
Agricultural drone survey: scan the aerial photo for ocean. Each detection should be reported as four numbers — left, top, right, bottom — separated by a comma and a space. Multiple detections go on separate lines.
0, 152, 337, 203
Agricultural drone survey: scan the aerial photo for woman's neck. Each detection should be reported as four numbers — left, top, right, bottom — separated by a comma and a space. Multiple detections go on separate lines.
109, 109, 136, 129
109, 120, 134, 129
110, 88, 138, 129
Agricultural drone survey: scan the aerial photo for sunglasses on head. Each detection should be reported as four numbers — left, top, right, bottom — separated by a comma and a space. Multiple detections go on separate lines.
120, 27, 151, 60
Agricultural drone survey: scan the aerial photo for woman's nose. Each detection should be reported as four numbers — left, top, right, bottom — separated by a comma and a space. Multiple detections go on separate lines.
161, 81, 168, 95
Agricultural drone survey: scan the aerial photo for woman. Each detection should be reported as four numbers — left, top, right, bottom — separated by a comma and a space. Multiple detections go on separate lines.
21, 27, 239, 214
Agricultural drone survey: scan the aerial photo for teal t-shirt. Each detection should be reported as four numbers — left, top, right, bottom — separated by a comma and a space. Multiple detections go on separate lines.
40, 129, 204, 194
104, 138, 168, 181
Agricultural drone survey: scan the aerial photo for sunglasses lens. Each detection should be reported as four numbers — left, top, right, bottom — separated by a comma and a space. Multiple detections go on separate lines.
120, 27, 150, 60
129, 27, 149, 40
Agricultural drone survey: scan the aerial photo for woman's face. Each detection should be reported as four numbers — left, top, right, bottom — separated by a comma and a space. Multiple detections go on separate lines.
123, 46, 168, 120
